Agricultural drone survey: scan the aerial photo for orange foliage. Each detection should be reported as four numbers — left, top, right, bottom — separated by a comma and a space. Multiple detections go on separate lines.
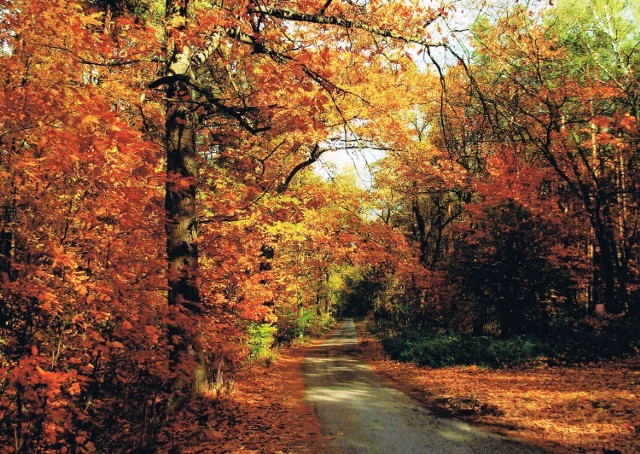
2, 0, 639, 451
357, 321, 640, 454
154, 344, 329, 453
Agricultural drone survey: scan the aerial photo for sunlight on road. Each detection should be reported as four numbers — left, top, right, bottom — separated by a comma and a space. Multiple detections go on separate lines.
303, 319, 547, 454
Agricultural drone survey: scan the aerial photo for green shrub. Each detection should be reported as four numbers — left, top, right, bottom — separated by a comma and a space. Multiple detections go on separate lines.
379, 320, 640, 368
275, 308, 336, 344
247, 323, 277, 365
381, 332, 552, 368
295, 309, 315, 338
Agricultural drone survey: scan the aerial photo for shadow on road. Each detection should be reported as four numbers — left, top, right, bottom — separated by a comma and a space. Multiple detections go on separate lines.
303, 319, 548, 454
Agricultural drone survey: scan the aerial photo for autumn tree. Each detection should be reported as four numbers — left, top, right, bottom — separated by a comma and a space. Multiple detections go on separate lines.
446, 195, 582, 336
1, 0, 462, 450
553, 0, 640, 316
464, 3, 640, 316
0, 1, 172, 450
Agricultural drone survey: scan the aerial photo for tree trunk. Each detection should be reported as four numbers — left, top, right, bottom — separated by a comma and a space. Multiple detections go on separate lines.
1, 193, 16, 281
412, 197, 428, 265
0, 223, 12, 279
164, 0, 201, 378
165, 76, 200, 375
592, 215, 625, 314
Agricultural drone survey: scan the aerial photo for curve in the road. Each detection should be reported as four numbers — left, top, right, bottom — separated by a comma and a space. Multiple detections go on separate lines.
302, 318, 547, 454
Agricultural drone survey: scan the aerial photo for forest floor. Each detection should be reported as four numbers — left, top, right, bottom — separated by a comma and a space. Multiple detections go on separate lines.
301, 318, 543, 453
186, 323, 639, 453
355, 321, 640, 454
188, 339, 331, 453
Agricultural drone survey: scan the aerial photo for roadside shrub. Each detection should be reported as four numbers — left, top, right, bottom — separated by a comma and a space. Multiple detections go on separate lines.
381, 332, 552, 368
247, 323, 277, 365
379, 320, 640, 368
295, 309, 315, 338
273, 307, 298, 344
484, 336, 547, 367
275, 308, 336, 344
307, 312, 336, 336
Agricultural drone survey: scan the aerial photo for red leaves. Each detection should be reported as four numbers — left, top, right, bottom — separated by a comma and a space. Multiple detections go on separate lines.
0, 1, 168, 449
361, 322, 640, 453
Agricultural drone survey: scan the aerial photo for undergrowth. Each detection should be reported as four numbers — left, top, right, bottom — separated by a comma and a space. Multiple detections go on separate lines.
247, 311, 336, 366
375, 319, 640, 368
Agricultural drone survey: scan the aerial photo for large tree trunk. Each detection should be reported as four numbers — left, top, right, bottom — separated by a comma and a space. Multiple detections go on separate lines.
164, 0, 201, 379
165, 77, 200, 374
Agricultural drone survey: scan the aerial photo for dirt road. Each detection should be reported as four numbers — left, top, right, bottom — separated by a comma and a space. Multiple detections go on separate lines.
302, 319, 546, 454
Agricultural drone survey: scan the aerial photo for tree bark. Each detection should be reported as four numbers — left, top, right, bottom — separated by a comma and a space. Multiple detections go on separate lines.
164, 0, 201, 378
412, 197, 428, 265
591, 208, 626, 314
165, 76, 201, 374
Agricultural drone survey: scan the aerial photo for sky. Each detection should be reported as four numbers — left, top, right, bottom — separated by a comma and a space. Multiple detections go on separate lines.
314, 146, 387, 187
310, 0, 554, 187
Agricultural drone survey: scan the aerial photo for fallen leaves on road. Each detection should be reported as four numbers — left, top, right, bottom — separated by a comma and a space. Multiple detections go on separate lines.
226, 346, 329, 453
356, 321, 640, 454
176, 344, 329, 453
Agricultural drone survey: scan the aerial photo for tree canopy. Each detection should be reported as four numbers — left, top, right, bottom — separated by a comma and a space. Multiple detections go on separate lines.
1, 0, 639, 451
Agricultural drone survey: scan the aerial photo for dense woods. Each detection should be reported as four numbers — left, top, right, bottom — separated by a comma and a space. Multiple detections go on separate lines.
1, 0, 638, 451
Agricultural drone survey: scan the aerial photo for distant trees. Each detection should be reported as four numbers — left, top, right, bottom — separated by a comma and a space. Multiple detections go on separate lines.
365, 0, 640, 339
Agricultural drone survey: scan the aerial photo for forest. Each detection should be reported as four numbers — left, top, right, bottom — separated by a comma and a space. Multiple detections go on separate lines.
1, 0, 639, 452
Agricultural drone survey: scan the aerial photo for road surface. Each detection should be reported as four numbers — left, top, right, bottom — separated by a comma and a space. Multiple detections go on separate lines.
302, 318, 546, 454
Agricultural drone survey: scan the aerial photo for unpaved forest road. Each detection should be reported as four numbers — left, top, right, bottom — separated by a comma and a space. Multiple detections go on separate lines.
302, 319, 547, 454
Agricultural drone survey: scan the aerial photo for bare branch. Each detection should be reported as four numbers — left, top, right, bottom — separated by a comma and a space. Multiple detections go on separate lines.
277, 144, 326, 194
251, 5, 446, 49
